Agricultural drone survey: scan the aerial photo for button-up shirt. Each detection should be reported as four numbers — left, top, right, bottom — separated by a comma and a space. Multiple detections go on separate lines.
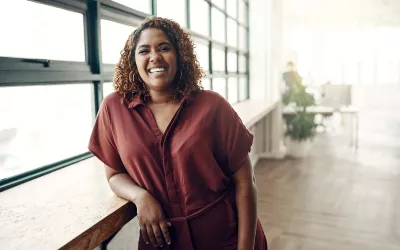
88, 90, 267, 250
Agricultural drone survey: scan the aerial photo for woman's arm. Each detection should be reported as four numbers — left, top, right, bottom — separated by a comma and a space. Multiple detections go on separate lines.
104, 165, 171, 248
233, 156, 257, 250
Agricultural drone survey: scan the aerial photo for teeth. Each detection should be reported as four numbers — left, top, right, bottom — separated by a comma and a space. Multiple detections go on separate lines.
149, 67, 166, 73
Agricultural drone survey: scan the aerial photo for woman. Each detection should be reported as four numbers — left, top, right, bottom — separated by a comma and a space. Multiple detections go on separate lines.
88, 16, 268, 250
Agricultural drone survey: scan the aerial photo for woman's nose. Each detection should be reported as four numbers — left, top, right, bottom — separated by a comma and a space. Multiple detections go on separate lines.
150, 51, 161, 62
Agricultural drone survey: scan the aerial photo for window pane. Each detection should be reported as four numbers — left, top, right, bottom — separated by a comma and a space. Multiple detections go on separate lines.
0, 0, 85, 61
212, 0, 225, 10
101, 20, 136, 64
212, 8, 225, 43
202, 78, 211, 90
212, 48, 225, 72
103, 82, 114, 97
228, 78, 239, 104
212, 78, 227, 98
239, 26, 247, 51
190, 0, 209, 36
195, 42, 209, 72
227, 19, 238, 48
238, 0, 246, 24
112, 0, 151, 13
0, 84, 93, 181
239, 77, 248, 101
227, 0, 237, 18
227, 52, 237, 72
157, 0, 186, 27
239, 55, 246, 73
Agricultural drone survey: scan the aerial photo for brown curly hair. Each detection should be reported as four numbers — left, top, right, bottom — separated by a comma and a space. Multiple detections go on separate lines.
113, 16, 205, 103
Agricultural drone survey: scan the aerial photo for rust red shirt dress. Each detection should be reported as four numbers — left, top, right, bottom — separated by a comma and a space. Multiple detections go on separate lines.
88, 90, 268, 250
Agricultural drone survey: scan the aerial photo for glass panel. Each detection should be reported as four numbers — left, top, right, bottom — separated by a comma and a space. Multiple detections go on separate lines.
227, 0, 237, 18
238, 0, 246, 24
212, 78, 227, 98
239, 55, 246, 73
112, 0, 151, 13
103, 82, 114, 97
360, 60, 374, 84
239, 26, 247, 51
202, 78, 211, 90
212, 8, 225, 43
0, 0, 85, 61
101, 20, 136, 64
227, 52, 237, 72
239, 77, 248, 101
0, 84, 93, 181
157, 0, 186, 27
212, 0, 225, 10
195, 42, 209, 72
190, 0, 209, 36
212, 48, 225, 72
227, 19, 238, 48
228, 78, 238, 104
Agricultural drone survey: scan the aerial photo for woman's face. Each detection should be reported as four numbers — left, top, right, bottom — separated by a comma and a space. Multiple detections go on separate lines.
135, 28, 178, 92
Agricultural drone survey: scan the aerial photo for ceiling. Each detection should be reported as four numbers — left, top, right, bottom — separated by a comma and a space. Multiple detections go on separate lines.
282, 0, 400, 27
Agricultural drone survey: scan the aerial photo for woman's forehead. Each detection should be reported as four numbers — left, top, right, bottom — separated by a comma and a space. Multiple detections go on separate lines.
137, 28, 170, 46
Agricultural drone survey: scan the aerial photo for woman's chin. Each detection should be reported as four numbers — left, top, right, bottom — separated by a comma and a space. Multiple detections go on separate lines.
147, 80, 173, 90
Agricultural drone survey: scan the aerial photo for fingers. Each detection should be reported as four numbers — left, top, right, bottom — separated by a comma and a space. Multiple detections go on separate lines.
140, 225, 150, 245
152, 224, 165, 247
160, 221, 172, 245
146, 225, 158, 247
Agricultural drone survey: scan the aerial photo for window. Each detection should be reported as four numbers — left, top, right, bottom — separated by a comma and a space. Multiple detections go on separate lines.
238, 0, 246, 24
227, 52, 237, 73
227, 0, 237, 18
0, 0, 85, 61
0, 84, 93, 181
194, 42, 209, 72
239, 55, 247, 73
227, 19, 238, 48
212, 48, 226, 72
202, 78, 211, 90
101, 20, 136, 64
103, 82, 114, 97
212, 0, 225, 10
157, 0, 186, 27
211, 8, 225, 43
228, 78, 239, 104
239, 26, 247, 51
111, 0, 151, 13
212, 78, 227, 98
239, 77, 248, 101
190, 0, 209, 36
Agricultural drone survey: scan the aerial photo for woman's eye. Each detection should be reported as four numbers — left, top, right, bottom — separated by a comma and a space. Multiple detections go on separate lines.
160, 47, 170, 51
138, 50, 148, 54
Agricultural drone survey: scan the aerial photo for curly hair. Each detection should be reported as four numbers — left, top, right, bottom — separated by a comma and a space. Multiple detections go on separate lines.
113, 16, 205, 103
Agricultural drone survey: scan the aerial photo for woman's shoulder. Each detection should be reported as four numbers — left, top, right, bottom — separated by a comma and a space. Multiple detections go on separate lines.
195, 90, 226, 105
101, 92, 125, 108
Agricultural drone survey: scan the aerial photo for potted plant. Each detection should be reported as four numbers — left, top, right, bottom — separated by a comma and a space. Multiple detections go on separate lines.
282, 77, 317, 158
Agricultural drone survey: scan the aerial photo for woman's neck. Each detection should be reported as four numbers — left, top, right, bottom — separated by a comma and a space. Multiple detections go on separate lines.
149, 89, 174, 104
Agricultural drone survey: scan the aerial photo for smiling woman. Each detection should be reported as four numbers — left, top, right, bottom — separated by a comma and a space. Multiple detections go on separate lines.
88, 16, 267, 250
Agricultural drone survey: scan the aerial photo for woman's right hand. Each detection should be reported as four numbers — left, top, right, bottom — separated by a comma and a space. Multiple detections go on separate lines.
135, 191, 172, 247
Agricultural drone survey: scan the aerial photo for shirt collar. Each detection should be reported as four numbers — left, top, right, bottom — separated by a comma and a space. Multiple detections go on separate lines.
127, 91, 197, 109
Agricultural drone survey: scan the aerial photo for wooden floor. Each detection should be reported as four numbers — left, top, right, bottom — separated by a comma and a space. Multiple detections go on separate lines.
256, 112, 400, 250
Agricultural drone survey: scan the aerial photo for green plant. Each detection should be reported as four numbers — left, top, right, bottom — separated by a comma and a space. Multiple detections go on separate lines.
282, 75, 317, 141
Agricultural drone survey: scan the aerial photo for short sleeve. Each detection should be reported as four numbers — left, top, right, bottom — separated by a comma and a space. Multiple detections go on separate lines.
88, 101, 125, 172
215, 96, 253, 175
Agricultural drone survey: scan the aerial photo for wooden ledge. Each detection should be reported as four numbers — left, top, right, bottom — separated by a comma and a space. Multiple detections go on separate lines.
0, 100, 279, 249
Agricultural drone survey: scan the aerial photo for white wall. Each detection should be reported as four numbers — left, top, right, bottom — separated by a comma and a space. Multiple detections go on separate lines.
249, 0, 283, 104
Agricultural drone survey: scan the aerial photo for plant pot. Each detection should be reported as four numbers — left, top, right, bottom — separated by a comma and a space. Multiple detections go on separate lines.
285, 138, 312, 158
